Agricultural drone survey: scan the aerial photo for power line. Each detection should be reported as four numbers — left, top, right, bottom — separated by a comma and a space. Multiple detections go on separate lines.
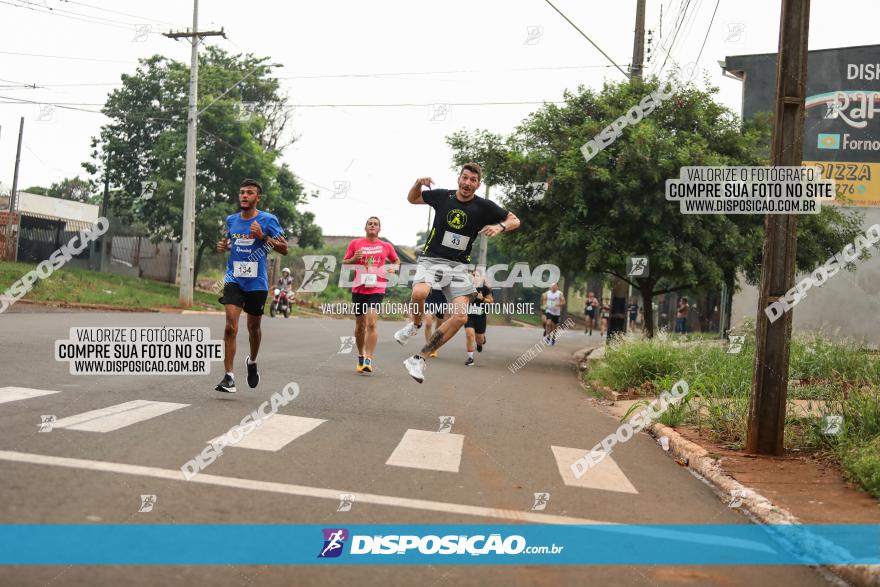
0, 0, 161, 35
695, 0, 721, 66
0, 77, 38, 89
0, 63, 623, 91
12, 0, 144, 27
542, 0, 630, 79
658, 0, 691, 74
0, 94, 103, 114
0, 50, 136, 64
0, 94, 566, 110
288, 100, 567, 108
58, 0, 176, 27
682, 0, 706, 43
279, 63, 623, 80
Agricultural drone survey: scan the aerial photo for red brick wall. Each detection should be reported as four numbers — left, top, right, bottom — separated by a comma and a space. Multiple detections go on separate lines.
0, 211, 20, 261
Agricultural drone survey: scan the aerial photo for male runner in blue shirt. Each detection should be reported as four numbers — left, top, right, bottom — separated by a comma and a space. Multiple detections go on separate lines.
214, 179, 288, 393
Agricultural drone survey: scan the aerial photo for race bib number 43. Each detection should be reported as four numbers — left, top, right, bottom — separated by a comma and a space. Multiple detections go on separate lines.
441, 231, 470, 251
233, 262, 258, 278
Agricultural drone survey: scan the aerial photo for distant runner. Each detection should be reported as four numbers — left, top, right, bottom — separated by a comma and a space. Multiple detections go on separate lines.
394, 163, 520, 383
541, 283, 564, 345
343, 216, 399, 373
464, 269, 493, 366
676, 297, 690, 334
584, 291, 599, 335
215, 179, 288, 393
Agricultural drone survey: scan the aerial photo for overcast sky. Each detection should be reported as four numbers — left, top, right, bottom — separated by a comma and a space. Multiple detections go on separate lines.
1, 0, 877, 246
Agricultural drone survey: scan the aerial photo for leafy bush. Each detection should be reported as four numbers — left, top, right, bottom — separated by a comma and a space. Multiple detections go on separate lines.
586, 324, 880, 493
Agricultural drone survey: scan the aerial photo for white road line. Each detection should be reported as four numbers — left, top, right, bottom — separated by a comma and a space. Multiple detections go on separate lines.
0, 450, 610, 525
551, 445, 639, 494
0, 387, 62, 405
208, 415, 325, 452
386, 429, 464, 473
52, 400, 189, 433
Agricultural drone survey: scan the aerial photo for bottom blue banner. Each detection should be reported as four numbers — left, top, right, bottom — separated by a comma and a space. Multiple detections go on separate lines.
0, 524, 877, 565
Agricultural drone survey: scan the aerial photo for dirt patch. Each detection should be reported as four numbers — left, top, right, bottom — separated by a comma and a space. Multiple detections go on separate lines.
674, 426, 880, 524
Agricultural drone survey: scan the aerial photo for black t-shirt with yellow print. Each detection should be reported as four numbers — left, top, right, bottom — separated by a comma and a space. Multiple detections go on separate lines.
420, 189, 509, 263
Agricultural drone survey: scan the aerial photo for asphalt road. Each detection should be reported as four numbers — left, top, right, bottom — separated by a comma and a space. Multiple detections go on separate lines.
0, 310, 835, 586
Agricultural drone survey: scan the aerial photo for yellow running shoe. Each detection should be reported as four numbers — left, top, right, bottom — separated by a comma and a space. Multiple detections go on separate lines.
363, 357, 373, 373
430, 351, 438, 358
356, 355, 365, 373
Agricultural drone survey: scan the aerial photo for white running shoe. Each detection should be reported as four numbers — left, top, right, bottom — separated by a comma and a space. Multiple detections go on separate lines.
394, 322, 420, 345
403, 355, 426, 383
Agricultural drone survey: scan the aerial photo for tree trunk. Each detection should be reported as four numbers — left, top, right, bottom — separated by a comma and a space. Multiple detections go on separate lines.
638, 278, 655, 338
607, 276, 629, 338
502, 285, 512, 324
722, 272, 735, 338
562, 271, 573, 322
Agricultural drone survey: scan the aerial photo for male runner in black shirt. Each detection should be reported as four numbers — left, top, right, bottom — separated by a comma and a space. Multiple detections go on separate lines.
464, 269, 493, 366
394, 163, 520, 382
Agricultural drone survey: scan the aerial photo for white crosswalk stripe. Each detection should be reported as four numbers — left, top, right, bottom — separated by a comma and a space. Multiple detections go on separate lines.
0, 387, 62, 405
1, 387, 642, 495
52, 400, 189, 433
208, 414, 325, 451
551, 445, 638, 494
386, 428, 464, 473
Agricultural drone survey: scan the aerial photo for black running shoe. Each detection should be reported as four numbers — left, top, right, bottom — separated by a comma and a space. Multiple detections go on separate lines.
465, 357, 475, 366
246, 357, 260, 389
215, 374, 236, 393
476, 344, 483, 353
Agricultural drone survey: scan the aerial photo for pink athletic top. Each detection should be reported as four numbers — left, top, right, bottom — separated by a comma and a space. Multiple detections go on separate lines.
344, 237, 399, 294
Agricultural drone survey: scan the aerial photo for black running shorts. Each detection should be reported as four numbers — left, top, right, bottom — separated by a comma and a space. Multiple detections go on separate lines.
425, 288, 448, 319
466, 312, 487, 334
219, 283, 268, 316
351, 291, 385, 316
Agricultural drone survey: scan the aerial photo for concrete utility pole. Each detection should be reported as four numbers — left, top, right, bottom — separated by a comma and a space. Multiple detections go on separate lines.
747, 0, 810, 456
630, 0, 647, 80
477, 184, 491, 268
92, 151, 111, 272
5, 117, 24, 261
607, 0, 646, 339
164, 0, 225, 307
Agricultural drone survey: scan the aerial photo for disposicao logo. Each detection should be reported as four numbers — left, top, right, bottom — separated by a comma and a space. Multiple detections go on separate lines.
817, 133, 841, 150
318, 528, 349, 558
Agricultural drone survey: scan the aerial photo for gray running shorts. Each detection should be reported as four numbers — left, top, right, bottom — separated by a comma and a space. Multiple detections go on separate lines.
413, 256, 476, 301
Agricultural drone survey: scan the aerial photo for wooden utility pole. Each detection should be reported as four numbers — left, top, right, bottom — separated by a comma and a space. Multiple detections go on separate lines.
747, 0, 810, 455
163, 0, 224, 307
607, 0, 646, 339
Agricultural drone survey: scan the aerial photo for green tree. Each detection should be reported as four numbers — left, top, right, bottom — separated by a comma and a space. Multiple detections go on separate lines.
25, 178, 96, 203
49, 176, 95, 204
449, 76, 863, 337
84, 46, 320, 280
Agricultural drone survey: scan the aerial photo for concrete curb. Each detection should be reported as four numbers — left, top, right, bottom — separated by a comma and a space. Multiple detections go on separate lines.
11, 299, 160, 313
649, 422, 880, 586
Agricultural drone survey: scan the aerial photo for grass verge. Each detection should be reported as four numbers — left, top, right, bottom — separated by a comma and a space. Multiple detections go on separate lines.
1, 261, 222, 311
587, 321, 880, 499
